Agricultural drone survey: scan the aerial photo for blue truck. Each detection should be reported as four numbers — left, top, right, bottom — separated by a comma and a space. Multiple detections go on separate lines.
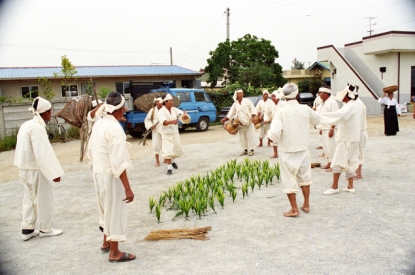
123, 87, 217, 138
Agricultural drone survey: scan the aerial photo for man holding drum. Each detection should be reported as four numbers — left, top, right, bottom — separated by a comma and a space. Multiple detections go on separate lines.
221, 89, 257, 156
256, 89, 271, 147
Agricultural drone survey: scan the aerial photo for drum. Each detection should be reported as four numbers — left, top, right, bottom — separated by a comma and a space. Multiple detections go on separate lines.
253, 113, 263, 129
237, 110, 251, 126
224, 119, 239, 135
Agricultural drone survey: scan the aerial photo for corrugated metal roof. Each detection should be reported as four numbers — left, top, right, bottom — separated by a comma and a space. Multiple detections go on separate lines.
0, 65, 202, 80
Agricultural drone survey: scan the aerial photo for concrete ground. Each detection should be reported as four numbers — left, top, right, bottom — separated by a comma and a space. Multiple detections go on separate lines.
0, 113, 414, 274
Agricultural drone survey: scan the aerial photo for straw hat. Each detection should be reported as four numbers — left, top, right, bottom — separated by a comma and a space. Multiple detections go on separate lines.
383, 85, 398, 94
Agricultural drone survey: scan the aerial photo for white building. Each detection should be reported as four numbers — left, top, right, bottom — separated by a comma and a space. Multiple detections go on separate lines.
317, 31, 415, 114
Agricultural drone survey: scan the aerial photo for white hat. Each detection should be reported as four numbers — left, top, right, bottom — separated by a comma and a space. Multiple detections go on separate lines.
163, 94, 173, 101
318, 87, 332, 94
233, 89, 243, 101
29, 97, 51, 114
262, 89, 269, 95
271, 89, 284, 99
91, 99, 103, 108
334, 86, 355, 102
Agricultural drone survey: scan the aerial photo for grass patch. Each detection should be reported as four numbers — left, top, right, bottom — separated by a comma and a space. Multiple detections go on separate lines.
0, 132, 17, 152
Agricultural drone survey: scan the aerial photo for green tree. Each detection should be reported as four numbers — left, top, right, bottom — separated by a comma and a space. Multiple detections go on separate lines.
205, 34, 285, 88
38, 77, 55, 100
54, 55, 78, 97
291, 58, 305, 70
237, 63, 276, 93
98, 86, 111, 99
297, 79, 323, 95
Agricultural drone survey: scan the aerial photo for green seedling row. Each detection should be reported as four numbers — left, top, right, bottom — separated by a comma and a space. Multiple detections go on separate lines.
149, 158, 280, 222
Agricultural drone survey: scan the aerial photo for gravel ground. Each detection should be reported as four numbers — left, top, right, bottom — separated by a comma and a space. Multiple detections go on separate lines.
0, 113, 414, 275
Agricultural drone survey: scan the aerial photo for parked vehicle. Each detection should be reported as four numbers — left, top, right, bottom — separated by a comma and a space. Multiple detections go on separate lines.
218, 96, 262, 121
123, 87, 217, 138
298, 92, 315, 107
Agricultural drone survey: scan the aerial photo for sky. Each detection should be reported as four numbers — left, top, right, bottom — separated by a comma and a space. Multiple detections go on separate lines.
0, 0, 414, 71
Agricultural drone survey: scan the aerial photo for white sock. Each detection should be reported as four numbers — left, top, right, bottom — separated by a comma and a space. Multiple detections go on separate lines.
172, 159, 175, 163
168, 164, 173, 170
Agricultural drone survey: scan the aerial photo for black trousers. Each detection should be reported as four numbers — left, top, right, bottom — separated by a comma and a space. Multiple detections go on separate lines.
383, 105, 399, 135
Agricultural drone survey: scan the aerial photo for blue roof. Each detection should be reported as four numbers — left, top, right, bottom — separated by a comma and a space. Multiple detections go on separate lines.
0, 65, 202, 80
309, 61, 330, 71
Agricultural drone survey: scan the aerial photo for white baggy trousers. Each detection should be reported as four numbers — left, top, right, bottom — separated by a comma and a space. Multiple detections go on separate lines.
239, 123, 256, 151
20, 169, 54, 231
93, 173, 127, 242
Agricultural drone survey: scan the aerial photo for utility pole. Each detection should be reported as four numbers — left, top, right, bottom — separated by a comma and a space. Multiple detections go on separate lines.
365, 17, 376, 36
170, 47, 173, 65
225, 7, 230, 40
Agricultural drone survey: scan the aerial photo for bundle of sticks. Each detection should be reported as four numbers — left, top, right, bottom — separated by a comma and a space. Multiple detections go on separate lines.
144, 226, 211, 241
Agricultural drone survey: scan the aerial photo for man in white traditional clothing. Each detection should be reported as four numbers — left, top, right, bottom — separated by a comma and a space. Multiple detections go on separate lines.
158, 93, 190, 175
144, 97, 163, 167
313, 91, 324, 150
265, 88, 286, 158
321, 85, 362, 195
268, 84, 320, 217
352, 86, 368, 179
316, 87, 339, 171
221, 89, 257, 156
88, 92, 136, 262
14, 97, 64, 241
256, 89, 271, 147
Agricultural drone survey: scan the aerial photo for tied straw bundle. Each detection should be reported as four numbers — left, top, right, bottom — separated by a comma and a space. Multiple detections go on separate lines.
144, 226, 211, 241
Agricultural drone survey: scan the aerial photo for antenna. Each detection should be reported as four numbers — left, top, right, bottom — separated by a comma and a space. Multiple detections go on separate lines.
364, 17, 376, 36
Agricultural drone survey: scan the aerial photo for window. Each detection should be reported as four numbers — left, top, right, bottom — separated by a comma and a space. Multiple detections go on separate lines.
21, 86, 39, 99
61, 84, 78, 97
176, 92, 191, 102
194, 91, 211, 103
81, 83, 92, 95
115, 82, 130, 94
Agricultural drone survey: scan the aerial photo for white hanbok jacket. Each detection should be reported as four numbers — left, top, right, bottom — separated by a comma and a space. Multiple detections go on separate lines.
226, 98, 257, 123
264, 100, 286, 122
316, 95, 339, 130
269, 100, 320, 152
88, 115, 133, 178
14, 116, 64, 181
145, 107, 162, 132
320, 100, 362, 142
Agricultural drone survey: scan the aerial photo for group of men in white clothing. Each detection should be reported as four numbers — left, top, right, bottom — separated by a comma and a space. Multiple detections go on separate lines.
221, 83, 367, 217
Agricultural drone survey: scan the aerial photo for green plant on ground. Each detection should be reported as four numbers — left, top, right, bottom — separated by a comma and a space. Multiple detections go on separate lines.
0, 131, 18, 152
148, 159, 280, 222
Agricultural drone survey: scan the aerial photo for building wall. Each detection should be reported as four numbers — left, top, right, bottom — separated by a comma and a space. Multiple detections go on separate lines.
0, 77, 189, 100
318, 47, 382, 115
0, 100, 71, 138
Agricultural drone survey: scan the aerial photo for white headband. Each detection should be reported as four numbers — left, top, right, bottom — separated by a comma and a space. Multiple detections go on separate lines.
284, 90, 298, 99
96, 95, 125, 117
319, 87, 332, 94
154, 97, 163, 103
163, 94, 173, 102
233, 89, 243, 101
262, 89, 269, 95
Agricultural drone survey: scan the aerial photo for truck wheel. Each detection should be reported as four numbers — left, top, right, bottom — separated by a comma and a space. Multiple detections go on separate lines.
129, 130, 143, 138
196, 117, 209, 132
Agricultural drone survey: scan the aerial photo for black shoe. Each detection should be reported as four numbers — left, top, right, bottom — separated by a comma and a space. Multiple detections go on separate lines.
172, 162, 178, 169
167, 169, 172, 175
